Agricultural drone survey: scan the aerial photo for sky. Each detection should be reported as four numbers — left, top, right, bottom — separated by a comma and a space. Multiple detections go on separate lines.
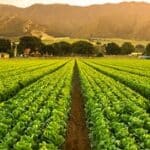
0, 0, 149, 8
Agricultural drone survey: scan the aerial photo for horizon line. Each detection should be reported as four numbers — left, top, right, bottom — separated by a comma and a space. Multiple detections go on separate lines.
0, 1, 149, 8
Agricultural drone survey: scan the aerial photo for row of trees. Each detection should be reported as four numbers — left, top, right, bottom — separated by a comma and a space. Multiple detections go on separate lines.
105, 42, 147, 55
0, 39, 11, 53
0, 36, 150, 56
0, 37, 96, 56
18, 36, 96, 56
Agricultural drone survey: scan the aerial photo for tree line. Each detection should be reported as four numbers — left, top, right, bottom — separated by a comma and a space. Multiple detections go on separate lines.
0, 36, 150, 57
0, 36, 96, 57
96, 42, 150, 55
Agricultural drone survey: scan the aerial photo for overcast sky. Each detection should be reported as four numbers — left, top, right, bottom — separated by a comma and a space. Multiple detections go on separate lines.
0, 0, 149, 7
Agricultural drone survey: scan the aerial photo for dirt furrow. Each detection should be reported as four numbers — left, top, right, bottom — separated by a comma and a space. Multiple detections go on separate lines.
64, 61, 91, 150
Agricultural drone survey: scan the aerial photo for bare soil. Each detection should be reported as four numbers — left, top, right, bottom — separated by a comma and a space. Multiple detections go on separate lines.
64, 62, 91, 150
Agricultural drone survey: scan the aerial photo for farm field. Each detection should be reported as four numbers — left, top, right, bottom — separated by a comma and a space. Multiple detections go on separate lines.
0, 58, 150, 150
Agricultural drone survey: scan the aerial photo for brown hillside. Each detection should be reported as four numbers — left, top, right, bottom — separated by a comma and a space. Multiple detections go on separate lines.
0, 2, 150, 40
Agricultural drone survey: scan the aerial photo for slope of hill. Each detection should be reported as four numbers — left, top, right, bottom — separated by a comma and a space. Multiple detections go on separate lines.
1, 2, 150, 40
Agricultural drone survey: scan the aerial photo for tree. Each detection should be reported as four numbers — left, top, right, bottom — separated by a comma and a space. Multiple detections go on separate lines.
71, 41, 95, 56
105, 42, 121, 55
96, 52, 104, 57
145, 43, 150, 56
0, 38, 11, 53
52, 41, 71, 56
121, 42, 135, 55
18, 36, 42, 54
135, 44, 145, 53
40, 44, 55, 56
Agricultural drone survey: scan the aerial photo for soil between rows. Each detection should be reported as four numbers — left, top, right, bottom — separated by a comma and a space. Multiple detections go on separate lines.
64, 62, 91, 150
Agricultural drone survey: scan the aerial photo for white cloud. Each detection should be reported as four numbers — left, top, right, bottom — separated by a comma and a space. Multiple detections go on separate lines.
0, 0, 149, 7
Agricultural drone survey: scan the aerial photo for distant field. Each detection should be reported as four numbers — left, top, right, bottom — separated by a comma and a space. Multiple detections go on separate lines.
7, 30, 150, 56
10, 33, 150, 46
93, 38, 150, 46
0, 58, 149, 149
43, 37, 150, 46
42, 35, 150, 46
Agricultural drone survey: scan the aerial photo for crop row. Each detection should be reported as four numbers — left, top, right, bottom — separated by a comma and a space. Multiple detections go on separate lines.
89, 58, 150, 71
83, 60, 150, 99
0, 59, 61, 75
90, 61, 150, 78
0, 60, 68, 101
0, 60, 74, 149
0, 59, 50, 73
77, 60, 150, 150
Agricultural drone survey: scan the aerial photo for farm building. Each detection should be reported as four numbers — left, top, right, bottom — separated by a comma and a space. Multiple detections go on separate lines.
139, 56, 150, 59
23, 48, 31, 57
0, 53, 10, 58
30, 50, 41, 57
23, 48, 41, 57
129, 52, 143, 56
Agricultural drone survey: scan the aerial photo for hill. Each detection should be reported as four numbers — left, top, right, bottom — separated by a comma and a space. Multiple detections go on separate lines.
1, 2, 150, 40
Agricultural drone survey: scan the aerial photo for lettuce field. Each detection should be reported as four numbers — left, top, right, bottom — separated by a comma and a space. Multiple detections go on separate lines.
0, 58, 150, 150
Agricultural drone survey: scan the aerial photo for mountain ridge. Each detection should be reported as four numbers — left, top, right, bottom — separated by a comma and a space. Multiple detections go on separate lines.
0, 2, 150, 40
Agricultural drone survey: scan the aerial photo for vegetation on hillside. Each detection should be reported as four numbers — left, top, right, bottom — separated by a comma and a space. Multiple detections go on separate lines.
2, 3, 150, 40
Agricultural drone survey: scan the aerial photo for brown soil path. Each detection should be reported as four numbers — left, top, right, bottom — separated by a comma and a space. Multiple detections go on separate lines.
64, 61, 91, 150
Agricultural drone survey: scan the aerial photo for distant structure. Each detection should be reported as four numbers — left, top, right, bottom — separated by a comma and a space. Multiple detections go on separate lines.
23, 48, 31, 57
139, 56, 150, 59
129, 52, 143, 57
0, 53, 10, 58
30, 50, 41, 57
23, 48, 41, 57
12, 42, 18, 57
